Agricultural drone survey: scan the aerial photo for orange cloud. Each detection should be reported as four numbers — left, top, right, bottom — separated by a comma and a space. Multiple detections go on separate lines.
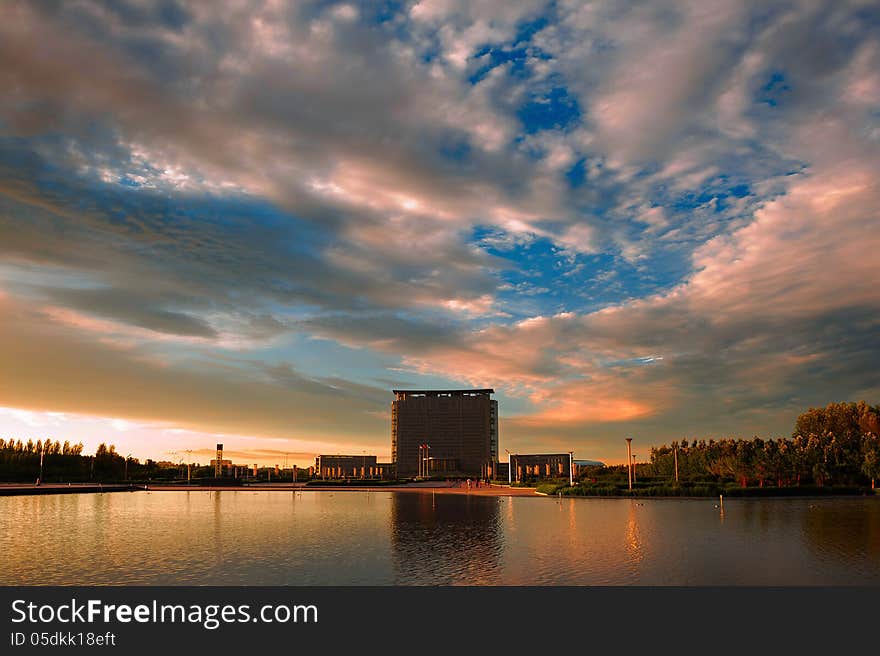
515, 386, 654, 426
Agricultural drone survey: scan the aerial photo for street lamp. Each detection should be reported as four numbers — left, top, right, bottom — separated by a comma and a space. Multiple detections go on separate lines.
674, 442, 679, 483
505, 449, 512, 485
124, 453, 131, 481
625, 438, 633, 490
632, 454, 637, 483
568, 451, 574, 487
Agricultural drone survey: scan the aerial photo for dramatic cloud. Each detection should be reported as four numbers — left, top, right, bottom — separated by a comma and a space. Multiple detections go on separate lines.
0, 0, 877, 463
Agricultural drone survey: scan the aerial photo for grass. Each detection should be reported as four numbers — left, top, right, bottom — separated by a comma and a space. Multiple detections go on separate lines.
534, 480, 872, 498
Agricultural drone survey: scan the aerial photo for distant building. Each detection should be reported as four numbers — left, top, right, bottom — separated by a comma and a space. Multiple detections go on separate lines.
509, 453, 573, 482
209, 459, 248, 477
507, 454, 606, 482
392, 389, 498, 478
573, 459, 605, 469
315, 454, 387, 479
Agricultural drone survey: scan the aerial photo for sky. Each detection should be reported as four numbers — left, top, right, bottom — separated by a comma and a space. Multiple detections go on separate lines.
0, 0, 878, 467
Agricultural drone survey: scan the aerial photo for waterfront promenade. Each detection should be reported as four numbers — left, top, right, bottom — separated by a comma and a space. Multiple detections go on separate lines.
0, 481, 540, 497
145, 481, 541, 496
0, 483, 141, 496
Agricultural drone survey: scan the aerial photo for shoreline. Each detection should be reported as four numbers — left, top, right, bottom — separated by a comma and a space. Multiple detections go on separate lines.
144, 482, 542, 496
0, 481, 541, 497
0, 483, 142, 496
1, 481, 875, 499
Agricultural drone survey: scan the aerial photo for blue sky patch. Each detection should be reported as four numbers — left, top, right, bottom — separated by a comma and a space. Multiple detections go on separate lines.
517, 86, 582, 133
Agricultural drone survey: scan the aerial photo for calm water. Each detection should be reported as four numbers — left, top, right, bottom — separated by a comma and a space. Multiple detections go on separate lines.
2, 491, 879, 585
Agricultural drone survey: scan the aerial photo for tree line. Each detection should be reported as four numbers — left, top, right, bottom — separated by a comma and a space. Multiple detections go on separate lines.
648, 401, 880, 489
0, 439, 183, 482
3, 400, 878, 488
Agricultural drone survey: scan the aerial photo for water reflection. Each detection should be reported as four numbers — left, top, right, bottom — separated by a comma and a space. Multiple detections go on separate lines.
802, 500, 880, 561
390, 493, 503, 585
2, 493, 879, 585
625, 501, 644, 568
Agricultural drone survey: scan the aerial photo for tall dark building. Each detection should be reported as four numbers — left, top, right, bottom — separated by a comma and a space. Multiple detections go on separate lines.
391, 389, 498, 478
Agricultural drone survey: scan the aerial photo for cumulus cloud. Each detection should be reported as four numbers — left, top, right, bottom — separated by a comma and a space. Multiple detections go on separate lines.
0, 293, 388, 442
0, 0, 877, 462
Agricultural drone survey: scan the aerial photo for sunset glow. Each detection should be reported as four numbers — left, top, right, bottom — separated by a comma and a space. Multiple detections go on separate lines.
0, 0, 877, 466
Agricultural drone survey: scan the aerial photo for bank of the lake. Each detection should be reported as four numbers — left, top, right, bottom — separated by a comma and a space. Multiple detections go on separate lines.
0, 480, 541, 497
3, 479, 877, 498
534, 480, 877, 498
0, 483, 143, 496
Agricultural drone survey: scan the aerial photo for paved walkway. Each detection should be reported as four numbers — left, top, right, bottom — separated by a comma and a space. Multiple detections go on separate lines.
145, 481, 540, 496
0, 483, 140, 496
0, 481, 540, 497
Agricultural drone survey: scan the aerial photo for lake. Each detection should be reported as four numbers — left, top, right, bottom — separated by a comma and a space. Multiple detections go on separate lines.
2, 491, 879, 585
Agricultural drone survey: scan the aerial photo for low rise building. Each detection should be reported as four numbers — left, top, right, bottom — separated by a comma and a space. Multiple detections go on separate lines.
315, 454, 389, 479
509, 453, 573, 482
507, 454, 606, 482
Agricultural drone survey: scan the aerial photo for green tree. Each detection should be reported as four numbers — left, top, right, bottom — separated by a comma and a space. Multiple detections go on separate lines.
862, 435, 880, 490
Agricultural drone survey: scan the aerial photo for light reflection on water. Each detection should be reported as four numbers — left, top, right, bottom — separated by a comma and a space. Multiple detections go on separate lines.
1, 492, 878, 585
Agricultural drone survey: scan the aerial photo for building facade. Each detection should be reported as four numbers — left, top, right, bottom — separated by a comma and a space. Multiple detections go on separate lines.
391, 389, 498, 478
507, 454, 606, 482
509, 453, 572, 482
315, 454, 388, 479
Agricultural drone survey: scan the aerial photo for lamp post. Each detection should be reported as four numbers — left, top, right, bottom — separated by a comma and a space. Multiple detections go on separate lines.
568, 451, 574, 487
632, 454, 637, 483
505, 449, 512, 485
418, 444, 428, 478
625, 438, 633, 490
39, 444, 45, 485
124, 453, 131, 481
674, 442, 679, 483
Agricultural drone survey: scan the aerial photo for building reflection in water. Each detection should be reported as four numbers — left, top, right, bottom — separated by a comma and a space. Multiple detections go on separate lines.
212, 490, 224, 561
389, 493, 504, 585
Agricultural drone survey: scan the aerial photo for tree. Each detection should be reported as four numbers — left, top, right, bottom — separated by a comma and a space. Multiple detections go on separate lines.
857, 402, 880, 436
862, 435, 880, 490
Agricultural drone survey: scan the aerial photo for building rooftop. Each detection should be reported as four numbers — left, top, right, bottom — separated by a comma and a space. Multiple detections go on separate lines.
393, 388, 495, 395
